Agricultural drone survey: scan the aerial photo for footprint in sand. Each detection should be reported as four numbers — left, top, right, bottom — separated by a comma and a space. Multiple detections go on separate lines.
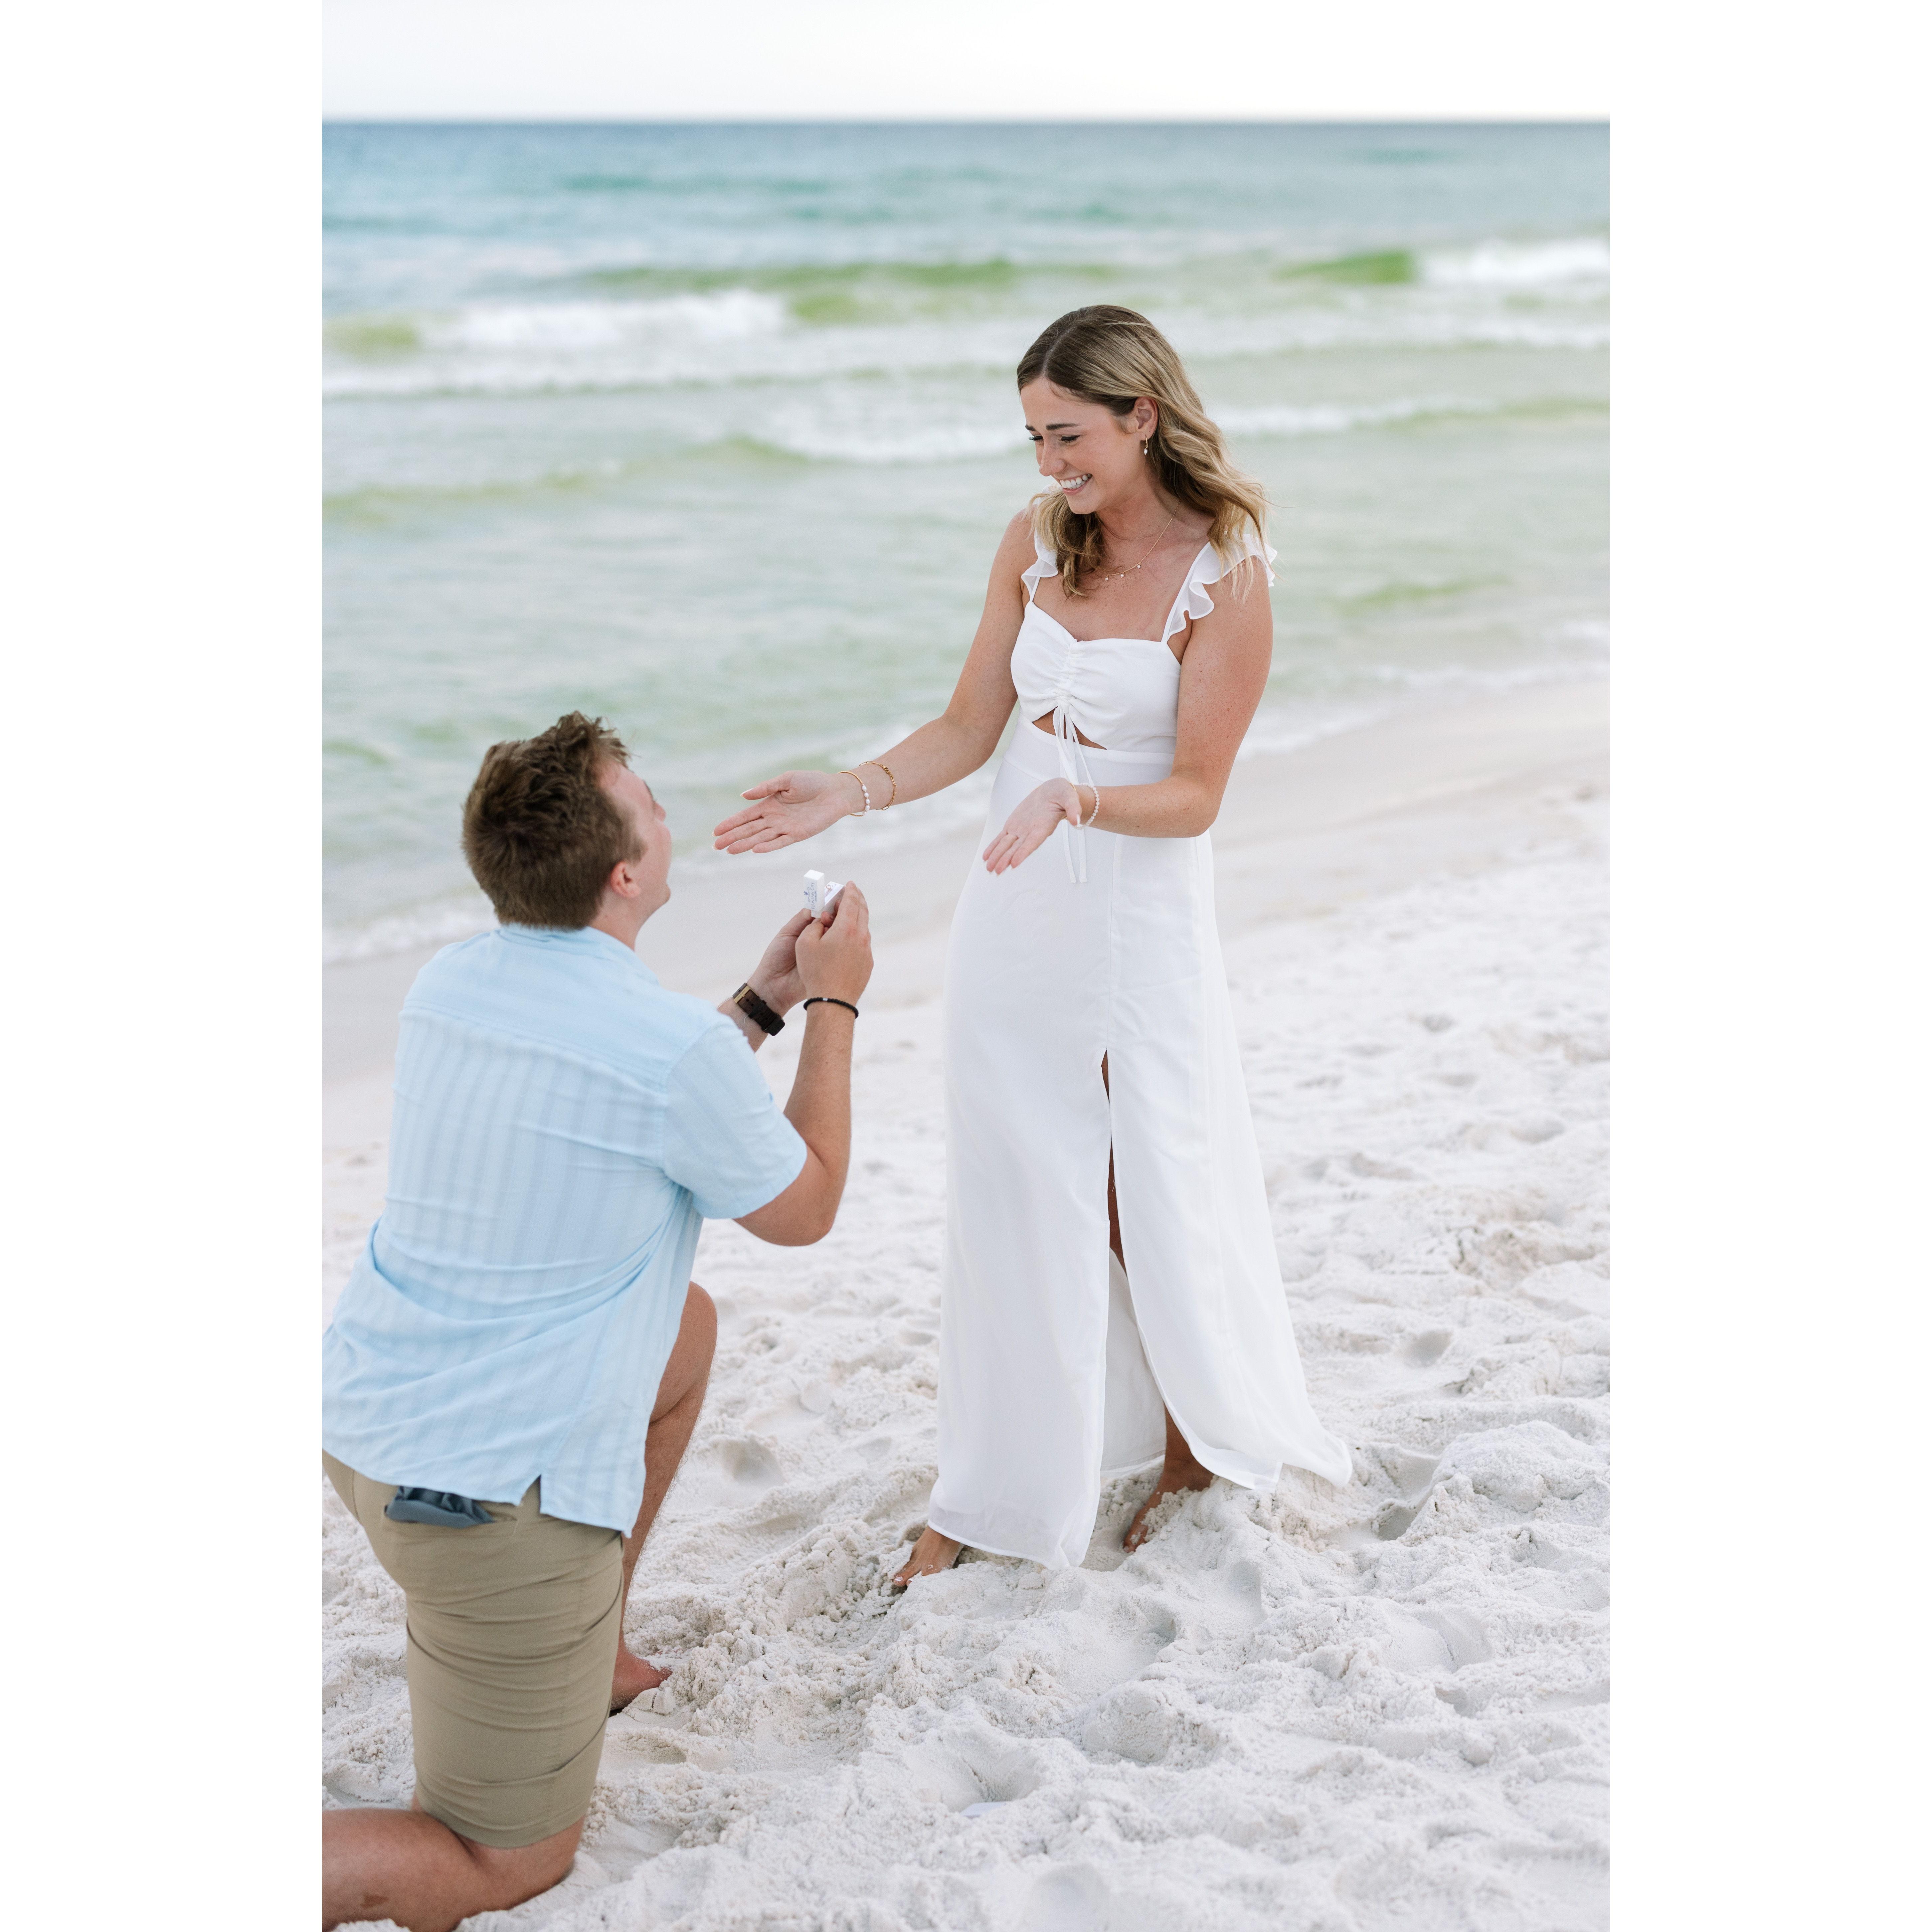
679, 1436, 784, 1512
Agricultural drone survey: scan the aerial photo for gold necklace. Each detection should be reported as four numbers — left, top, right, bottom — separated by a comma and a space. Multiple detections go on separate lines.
1090, 512, 1174, 588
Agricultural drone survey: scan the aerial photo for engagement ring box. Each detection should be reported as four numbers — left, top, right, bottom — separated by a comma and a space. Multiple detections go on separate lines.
802, 870, 844, 919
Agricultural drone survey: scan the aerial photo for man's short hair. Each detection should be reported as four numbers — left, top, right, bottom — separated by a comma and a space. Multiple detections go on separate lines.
461, 712, 643, 929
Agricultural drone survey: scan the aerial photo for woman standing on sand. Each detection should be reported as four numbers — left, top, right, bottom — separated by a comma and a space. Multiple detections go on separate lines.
714, 306, 1351, 1585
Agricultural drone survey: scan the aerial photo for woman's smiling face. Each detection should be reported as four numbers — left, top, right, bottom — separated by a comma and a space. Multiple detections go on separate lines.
1020, 379, 1156, 517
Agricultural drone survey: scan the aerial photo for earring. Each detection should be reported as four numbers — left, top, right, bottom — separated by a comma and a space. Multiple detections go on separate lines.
1142, 440, 1149, 456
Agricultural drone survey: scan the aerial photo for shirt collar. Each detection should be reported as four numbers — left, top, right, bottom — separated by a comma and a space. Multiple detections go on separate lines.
495, 923, 659, 983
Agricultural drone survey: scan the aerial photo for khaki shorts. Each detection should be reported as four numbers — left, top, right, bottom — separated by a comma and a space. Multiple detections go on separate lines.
324, 1453, 622, 1848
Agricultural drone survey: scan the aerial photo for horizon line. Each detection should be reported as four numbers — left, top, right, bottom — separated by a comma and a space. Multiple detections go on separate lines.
321, 113, 1608, 128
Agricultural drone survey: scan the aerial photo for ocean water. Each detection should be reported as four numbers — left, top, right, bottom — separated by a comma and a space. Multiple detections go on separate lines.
324, 122, 1607, 961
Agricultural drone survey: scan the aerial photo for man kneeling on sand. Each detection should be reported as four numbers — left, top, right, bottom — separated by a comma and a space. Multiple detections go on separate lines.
322, 712, 872, 1932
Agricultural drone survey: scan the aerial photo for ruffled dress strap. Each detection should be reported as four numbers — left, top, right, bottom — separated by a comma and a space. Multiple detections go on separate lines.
1159, 527, 1279, 650
1021, 527, 1058, 604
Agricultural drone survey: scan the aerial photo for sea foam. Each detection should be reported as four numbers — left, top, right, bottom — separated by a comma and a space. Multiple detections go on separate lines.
1423, 237, 1611, 287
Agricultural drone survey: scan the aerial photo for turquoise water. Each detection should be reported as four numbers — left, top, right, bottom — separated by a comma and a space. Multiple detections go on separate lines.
325, 122, 1607, 960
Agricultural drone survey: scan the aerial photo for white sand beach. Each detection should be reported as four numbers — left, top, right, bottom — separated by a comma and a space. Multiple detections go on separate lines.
324, 677, 1608, 1931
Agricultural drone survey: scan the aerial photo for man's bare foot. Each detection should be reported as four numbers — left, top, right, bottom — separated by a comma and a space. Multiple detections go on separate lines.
889, 1526, 964, 1592
1122, 1458, 1215, 1552
610, 1642, 671, 1714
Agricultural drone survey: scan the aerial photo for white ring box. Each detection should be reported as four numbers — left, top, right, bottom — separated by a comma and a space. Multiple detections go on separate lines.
802, 869, 845, 919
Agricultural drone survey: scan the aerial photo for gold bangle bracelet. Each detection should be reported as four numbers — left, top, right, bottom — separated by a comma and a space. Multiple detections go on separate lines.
868, 758, 899, 808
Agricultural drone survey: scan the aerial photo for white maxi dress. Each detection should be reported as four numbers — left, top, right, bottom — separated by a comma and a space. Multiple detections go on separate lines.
928, 530, 1353, 1569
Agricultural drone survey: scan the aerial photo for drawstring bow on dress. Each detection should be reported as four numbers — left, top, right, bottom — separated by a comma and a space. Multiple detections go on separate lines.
1051, 700, 1098, 884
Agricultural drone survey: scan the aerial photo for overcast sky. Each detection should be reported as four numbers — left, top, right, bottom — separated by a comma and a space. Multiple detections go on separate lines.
323, 0, 1609, 121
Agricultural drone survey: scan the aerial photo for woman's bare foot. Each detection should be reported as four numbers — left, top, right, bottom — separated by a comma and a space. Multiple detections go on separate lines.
889, 1526, 964, 1592
610, 1642, 671, 1714
1123, 1453, 1216, 1552
1123, 1408, 1218, 1552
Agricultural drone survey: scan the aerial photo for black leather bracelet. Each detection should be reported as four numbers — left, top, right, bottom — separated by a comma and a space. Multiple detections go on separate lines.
801, 996, 860, 1019
731, 981, 784, 1035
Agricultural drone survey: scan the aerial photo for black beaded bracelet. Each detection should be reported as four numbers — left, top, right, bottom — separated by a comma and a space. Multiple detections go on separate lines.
802, 996, 860, 1019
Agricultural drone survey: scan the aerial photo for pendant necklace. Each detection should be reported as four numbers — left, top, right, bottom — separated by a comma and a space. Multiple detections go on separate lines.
1090, 511, 1174, 589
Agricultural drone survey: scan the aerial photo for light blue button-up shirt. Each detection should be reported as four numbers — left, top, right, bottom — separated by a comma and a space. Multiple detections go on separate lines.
322, 925, 806, 1534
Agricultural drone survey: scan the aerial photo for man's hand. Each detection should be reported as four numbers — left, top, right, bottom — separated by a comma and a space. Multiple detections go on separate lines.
746, 908, 815, 1017
733, 883, 874, 1248
719, 890, 873, 1053
795, 883, 873, 1006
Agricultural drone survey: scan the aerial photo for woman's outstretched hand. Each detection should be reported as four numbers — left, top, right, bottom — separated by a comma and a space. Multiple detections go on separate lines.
714, 771, 854, 854
982, 779, 1084, 875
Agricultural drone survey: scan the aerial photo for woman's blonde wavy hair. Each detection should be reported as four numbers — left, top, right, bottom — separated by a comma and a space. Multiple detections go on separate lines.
1017, 305, 1268, 598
